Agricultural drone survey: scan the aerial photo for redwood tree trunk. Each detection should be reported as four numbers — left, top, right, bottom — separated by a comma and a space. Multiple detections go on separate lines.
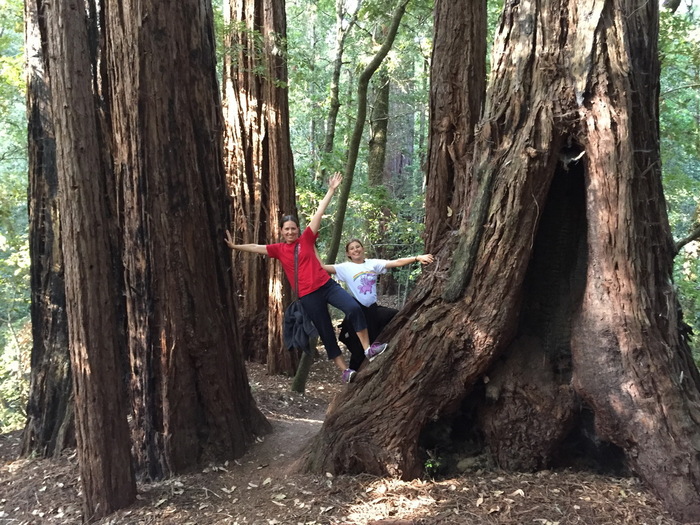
303, 0, 700, 521
104, 0, 271, 479
223, 0, 298, 375
22, 0, 74, 458
423, 0, 486, 253
43, 0, 136, 517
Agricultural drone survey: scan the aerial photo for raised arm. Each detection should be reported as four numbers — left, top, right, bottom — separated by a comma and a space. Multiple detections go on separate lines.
224, 230, 269, 255
308, 172, 342, 234
385, 253, 434, 269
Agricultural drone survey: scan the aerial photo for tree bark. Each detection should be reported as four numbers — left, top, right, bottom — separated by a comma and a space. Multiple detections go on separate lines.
104, 0, 271, 480
368, 67, 390, 187
303, 0, 700, 521
223, 0, 298, 375
43, 0, 136, 517
21, 0, 74, 459
423, 0, 486, 253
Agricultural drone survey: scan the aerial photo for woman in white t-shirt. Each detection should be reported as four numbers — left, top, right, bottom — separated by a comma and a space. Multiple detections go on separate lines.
324, 239, 434, 371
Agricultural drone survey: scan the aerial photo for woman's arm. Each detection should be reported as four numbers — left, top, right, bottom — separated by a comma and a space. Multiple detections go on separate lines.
314, 248, 336, 274
224, 230, 269, 255
385, 253, 434, 269
308, 172, 342, 234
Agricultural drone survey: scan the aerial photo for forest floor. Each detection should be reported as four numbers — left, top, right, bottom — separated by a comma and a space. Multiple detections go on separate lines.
0, 357, 687, 525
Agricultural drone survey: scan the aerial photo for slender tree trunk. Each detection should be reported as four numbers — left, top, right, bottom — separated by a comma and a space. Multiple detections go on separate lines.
302, 0, 700, 521
367, 66, 394, 292
368, 67, 390, 187
104, 0, 271, 480
321, 0, 362, 179
43, 0, 136, 517
327, 0, 411, 263
21, 0, 74, 458
223, 0, 298, 375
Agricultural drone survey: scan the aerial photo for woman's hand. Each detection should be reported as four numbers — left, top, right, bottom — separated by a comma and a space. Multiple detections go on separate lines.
329, 172, 342, 191
224, 230, 235, 249
417, 254, 434, 265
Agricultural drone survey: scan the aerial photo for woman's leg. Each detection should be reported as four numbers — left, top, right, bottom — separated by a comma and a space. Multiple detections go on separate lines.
369, 304, 398, 341
326, 281, 371, 349
299, 286, 345, 370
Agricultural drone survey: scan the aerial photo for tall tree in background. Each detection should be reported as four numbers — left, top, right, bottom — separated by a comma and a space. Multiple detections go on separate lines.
104, 0, 271, 479
320, 0, 362, 180
327, 0, 410, 262
21, 0, 74, 458
223, 0, 298, 374
367, 66, 390, 187
303, 0, 700, 521
42, 0, 136, 517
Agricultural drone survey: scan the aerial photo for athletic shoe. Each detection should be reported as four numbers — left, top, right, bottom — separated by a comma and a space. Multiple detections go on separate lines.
365, 342, 388, 361
341, 368, 356, 384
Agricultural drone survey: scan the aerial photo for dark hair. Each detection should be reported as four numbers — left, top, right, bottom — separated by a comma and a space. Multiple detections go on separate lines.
280, 215, 299, 228
344, 238, 364, 258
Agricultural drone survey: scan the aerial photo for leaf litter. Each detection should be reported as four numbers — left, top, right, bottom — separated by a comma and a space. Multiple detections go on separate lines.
0, 359, 683, 524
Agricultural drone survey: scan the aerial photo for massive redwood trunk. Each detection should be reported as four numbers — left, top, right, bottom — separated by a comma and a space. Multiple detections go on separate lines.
42, 0, 136, 517
21, 0, 74, 458
303, 0, 700, 521
104, 0, 271, 479
223, 0, 298, 374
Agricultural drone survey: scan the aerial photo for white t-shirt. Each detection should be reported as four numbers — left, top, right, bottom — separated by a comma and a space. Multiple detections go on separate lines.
333, 259, 388, 307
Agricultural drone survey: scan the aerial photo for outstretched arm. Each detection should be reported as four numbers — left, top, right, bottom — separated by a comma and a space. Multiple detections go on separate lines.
308, 172, 342, 234
385, 253, 434, 269
315, 248, 336, 274
224, 230, 269, 255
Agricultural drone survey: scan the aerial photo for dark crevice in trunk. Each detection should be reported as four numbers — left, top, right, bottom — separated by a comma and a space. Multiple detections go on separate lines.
418, 156, 627, 478
518, 155, 588, 382
418, 384, 487, 478
552, 404, 628, 476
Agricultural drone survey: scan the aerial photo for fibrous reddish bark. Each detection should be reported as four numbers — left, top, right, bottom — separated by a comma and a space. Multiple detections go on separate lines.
22, 0, 74, 459
223, 0, 298, 374
43, 0, 136, 517
105, 0, 271, 479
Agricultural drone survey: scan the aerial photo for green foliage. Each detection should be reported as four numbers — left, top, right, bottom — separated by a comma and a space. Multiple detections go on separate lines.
0, 0, 29, 431
659, 7, 700, 361
423, 451, 445, 478
0, 321, 29, 432
675, 245, 700, 357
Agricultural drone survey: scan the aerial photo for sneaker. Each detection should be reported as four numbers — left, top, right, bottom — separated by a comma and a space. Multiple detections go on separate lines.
365, 342, 388, 361
341, 368, 356, 384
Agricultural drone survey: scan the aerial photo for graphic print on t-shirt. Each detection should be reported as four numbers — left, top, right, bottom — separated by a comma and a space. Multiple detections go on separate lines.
356, 272, 377, 295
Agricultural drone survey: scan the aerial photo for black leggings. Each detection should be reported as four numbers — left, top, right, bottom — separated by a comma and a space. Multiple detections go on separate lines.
339, 301, 398, 370
299, 279, 367, 360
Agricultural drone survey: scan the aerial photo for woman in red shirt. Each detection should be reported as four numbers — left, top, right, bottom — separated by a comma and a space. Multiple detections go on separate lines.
225, 174, 384, 383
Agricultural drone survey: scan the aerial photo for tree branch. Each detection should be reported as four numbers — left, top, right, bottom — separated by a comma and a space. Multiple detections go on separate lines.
675, 224, 700, 255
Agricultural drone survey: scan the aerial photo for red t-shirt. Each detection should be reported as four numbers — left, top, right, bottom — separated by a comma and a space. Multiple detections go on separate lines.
266, 227, 330, 297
